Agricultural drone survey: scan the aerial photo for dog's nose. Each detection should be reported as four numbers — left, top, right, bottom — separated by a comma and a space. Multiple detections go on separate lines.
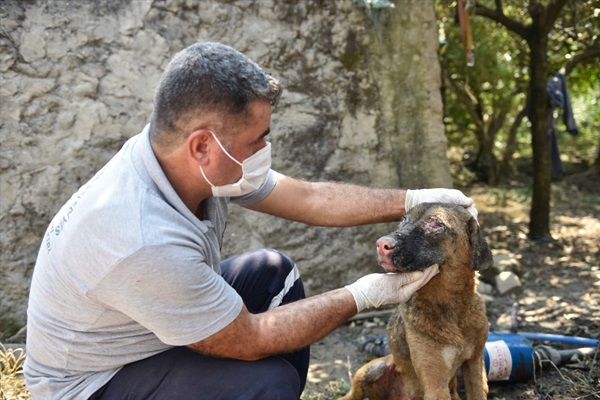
376, 236, 396, 255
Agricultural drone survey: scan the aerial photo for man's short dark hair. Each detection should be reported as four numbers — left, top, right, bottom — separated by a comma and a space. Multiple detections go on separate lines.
149, 42, 281, 149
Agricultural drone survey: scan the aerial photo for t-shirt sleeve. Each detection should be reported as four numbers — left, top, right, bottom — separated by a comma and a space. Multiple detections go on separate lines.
88, 244, 244, 346
230, 169, 277, 206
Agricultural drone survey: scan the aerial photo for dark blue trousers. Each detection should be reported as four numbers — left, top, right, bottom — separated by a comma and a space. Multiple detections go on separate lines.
90, 249, 308, 400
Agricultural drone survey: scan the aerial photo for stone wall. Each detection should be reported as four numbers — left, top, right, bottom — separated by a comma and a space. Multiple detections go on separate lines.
0, 0, 451, 330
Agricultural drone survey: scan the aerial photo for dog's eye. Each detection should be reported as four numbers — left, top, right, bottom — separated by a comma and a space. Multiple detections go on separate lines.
424, 217, 446, 233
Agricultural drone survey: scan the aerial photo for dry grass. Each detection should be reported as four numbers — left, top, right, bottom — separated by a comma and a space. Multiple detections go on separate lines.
0, 343, 30, 400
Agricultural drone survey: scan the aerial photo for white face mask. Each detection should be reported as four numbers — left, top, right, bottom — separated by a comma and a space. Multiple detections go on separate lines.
200, 131, 272, 197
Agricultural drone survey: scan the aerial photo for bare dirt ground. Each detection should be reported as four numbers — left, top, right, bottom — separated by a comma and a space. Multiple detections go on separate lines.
302, 179, 600, 400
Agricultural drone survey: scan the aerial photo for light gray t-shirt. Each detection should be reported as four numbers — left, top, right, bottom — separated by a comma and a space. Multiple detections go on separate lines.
24, 125, 277, 400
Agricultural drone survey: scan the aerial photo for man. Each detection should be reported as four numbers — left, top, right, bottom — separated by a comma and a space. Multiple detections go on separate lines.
24, 42, 476, 400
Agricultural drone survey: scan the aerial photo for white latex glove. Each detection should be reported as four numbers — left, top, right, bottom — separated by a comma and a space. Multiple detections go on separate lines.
345, 264, 439, 312
405, 188, 478, 220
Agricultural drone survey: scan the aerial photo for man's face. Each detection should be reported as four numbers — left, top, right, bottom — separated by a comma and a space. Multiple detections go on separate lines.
226, 100, 272, 161
210, 100, 272, 184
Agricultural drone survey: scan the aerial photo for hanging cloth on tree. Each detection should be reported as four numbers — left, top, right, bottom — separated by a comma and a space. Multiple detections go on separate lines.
545, 73, 579, 178
457, 0, 474, 66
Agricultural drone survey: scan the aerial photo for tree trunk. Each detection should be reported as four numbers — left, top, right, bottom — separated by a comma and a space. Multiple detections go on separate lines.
371, 0, 453, 188
476, 132, 499, 185
527, 27, 552, 239
472, 0, 569, 238
498, 104, 527, 180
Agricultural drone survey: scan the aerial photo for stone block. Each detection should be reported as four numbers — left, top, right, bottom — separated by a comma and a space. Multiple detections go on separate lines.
495, 271, 523, 295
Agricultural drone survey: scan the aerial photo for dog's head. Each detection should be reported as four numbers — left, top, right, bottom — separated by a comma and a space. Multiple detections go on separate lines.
376, 202, 493, 273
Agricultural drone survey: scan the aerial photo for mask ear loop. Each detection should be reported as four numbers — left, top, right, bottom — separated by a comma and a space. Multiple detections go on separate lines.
199, 130, 243, 189
207, 130, 243, 167
199, 165, 217, 188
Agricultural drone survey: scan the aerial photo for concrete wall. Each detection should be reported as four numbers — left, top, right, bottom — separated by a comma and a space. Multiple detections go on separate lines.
0, 0, 451, 331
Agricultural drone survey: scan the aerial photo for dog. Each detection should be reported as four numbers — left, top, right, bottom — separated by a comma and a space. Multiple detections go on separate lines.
342, 202, 493, 400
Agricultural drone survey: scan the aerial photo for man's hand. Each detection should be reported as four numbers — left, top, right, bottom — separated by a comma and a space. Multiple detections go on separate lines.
405, 188, 478, 220
345, 265, 439, 312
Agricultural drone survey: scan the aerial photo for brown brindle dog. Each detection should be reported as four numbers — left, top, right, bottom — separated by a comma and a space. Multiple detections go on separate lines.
342, 202, 493, 400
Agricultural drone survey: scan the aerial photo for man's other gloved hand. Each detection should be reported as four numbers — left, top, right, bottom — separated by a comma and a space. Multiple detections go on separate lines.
405, 188, 478, 220
345, 265, 439, 313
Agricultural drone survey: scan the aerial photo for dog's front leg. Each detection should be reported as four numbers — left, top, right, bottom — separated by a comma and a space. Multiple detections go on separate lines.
460, 355, 488, 400
411, 352, 454, 400
448, 376, 461, 400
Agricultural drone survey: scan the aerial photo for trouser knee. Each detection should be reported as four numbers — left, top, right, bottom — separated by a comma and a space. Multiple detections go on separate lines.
256, 356, 302, 399
220, 249, 308, 393
221, 248, 305, 313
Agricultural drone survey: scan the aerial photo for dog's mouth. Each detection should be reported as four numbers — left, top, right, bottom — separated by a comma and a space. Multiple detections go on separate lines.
377, 260, 415, 273
376, 243, 440, 273
377, 235, 406, 272
377, 249, 411, 273
377, 255, 401, 272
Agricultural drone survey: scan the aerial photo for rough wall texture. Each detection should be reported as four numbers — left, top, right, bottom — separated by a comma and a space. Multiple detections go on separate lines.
0, 0, 451, 329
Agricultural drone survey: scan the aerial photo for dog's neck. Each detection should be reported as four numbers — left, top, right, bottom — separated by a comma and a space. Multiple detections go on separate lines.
413, 262, 477, 304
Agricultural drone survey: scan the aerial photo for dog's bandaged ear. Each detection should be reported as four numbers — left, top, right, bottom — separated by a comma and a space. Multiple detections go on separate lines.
467, 217, 493, 270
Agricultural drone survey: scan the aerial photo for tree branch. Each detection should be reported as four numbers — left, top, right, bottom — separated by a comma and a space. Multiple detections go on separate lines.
488, 104, 510, 137
544, 0, 569, 34
446, 75, 484, 131
498, 102, 527, 178
564, 45, 600, 75
474, 1, 528, 39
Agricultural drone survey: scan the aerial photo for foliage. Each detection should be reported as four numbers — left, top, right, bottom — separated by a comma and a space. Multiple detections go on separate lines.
437, 0, 599, 239
438, 2, 529, 183
438, 0, 600, 183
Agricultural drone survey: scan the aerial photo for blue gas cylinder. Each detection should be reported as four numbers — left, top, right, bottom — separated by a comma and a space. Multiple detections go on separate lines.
484, 331, 535, 382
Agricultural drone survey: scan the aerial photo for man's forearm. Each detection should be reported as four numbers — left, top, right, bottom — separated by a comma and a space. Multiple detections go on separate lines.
249, 174, 408, 227
188, 267, 438, 361
188, 287, 357, 360
250, 287, 358, 357
304, 181, 407, 226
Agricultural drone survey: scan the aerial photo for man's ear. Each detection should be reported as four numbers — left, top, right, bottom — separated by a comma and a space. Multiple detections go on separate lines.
188, 130, 211, 165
